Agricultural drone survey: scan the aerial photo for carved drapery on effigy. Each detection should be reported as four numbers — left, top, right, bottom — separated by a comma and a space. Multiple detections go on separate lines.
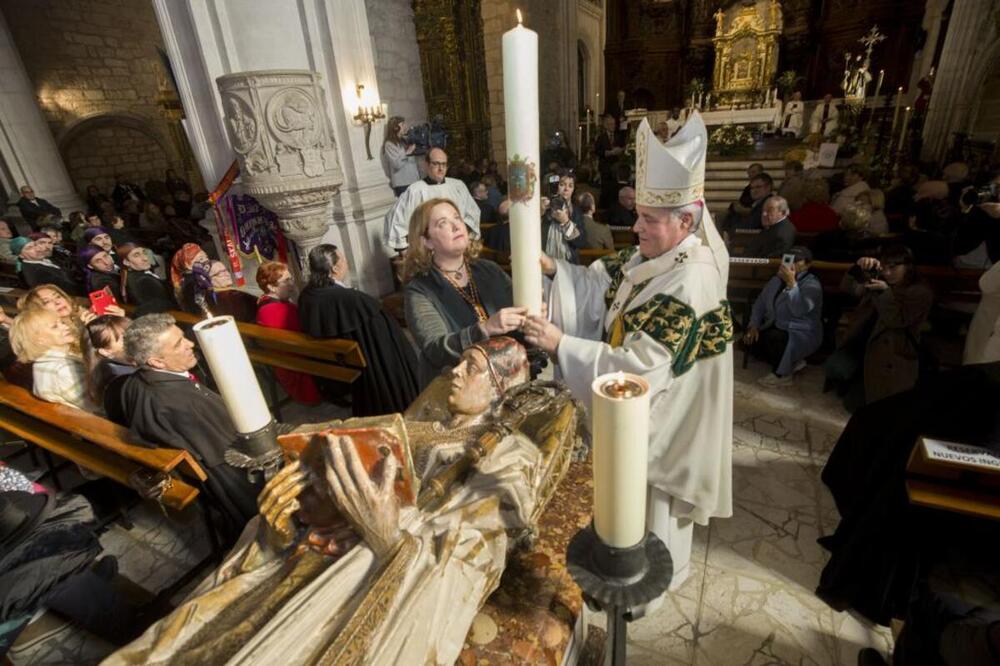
216, 70, 343, 277
711, 0, 783, 106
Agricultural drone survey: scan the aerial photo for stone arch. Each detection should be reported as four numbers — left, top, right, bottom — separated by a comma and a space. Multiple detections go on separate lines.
56, 112, 178, 195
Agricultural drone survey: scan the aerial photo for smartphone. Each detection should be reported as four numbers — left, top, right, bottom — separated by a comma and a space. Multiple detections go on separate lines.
547, 173, 560, 196
781, 253, 796, 268
88, 287, 118, 316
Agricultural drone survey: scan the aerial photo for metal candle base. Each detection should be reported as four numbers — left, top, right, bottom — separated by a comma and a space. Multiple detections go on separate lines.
224, 419, 283, 474
566, 523, 672, 665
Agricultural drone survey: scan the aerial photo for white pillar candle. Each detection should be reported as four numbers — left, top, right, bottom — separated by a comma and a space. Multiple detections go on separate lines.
193, 315, 272, 433
502, 11, 543, 315
591, 372, 651, 549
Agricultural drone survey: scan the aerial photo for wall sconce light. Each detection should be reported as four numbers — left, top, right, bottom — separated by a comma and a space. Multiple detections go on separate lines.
352, 83, 386, 160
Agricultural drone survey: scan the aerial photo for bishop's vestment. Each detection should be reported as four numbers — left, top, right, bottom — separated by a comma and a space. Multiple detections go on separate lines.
549, 233, 734, 527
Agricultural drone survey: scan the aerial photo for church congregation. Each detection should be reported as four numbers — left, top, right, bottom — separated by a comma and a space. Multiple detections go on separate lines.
1, 0, 999, 665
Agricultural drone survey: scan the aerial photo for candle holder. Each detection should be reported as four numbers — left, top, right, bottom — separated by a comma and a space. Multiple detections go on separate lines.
225, 419, 283, 473
566, 523, 672, 665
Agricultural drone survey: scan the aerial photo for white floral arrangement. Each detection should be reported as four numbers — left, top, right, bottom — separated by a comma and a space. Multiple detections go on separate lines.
709, 124, 755, 155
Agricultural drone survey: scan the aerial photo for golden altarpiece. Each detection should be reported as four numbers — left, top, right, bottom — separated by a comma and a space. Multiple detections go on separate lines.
711, 0, 783, 107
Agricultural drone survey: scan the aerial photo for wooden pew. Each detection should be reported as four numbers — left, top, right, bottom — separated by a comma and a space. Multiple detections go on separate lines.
905, 436, 1000, 522
163, 308, 367, 384
0, 382, 205, 510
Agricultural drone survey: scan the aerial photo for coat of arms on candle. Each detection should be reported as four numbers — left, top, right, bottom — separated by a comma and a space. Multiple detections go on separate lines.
507, 154, 537, 203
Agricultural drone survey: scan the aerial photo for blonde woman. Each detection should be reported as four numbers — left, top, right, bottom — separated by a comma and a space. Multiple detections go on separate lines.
9, 307, 99, 413
18, 284, 92, 340
401, 197, 525, 384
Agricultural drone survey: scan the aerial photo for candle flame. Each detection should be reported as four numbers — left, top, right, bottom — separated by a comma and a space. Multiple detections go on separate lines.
516, 8, 522, 24
905, 106, 911, 111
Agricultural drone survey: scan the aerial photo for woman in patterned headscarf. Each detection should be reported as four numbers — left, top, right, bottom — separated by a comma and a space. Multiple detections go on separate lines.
170, 242, 211, 313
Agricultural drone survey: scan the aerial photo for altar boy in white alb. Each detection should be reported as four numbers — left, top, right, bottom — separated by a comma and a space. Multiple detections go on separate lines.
525, 112, 733, 586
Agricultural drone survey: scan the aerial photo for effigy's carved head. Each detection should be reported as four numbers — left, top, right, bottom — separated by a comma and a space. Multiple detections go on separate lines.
448, 336, 528, 416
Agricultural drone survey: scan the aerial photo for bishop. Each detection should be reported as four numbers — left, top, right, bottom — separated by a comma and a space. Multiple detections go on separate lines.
524, 112, 734, 588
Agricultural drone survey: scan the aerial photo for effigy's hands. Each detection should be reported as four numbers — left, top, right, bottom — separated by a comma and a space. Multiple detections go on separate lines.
258, 459, 308, 550
321, 435, 401, 558
305, 520, 361, 557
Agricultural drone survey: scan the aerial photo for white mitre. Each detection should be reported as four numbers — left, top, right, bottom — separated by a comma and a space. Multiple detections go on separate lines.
634, 111, 729, 286
635, 113, 706, 207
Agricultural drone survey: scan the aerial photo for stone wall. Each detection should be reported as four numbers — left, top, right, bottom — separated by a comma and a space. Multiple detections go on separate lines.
64, 125, 170, 191
0, 0, 195, 196
365, 0, 427, 126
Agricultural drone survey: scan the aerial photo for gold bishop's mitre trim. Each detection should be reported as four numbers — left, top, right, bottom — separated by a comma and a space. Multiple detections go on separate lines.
635, 113, 707, 208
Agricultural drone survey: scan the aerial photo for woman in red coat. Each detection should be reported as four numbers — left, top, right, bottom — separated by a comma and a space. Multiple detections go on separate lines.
255, 261, 321, 405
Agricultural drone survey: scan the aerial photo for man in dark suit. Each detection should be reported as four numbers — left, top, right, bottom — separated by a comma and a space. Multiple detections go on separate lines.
118, 314, 262, 538
607, 186, 638, 227
594, 114, 625, 209
737, 196, 797, 258
15, 185, 62, 226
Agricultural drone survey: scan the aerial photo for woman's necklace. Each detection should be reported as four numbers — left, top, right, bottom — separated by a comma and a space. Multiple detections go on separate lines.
436, 260, 488, 322
435, 262, 466, 281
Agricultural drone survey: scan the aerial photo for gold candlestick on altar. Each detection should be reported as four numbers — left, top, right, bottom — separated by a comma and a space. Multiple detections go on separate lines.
890, 86, 903, 138
897, 106, 911, 152
592, 372, 650, 549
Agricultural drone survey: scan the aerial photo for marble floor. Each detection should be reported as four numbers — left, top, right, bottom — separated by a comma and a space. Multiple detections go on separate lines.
597, 358, 894, 665
4, 358, 895, 665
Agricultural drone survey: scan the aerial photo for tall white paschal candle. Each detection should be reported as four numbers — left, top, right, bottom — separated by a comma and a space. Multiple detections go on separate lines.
592, 372, 651, 548
193, 316, 272, 433
502, 10, 543, 314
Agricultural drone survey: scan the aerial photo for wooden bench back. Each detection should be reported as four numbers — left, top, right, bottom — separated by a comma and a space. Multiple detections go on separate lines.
0, 382, 204, 510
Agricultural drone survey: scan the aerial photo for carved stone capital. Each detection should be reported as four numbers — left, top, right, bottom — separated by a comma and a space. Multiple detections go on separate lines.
217, 70, 343, 277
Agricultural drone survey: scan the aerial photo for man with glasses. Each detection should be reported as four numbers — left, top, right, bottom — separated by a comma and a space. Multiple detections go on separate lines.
383, 147, 481, 252
15, 185, 62, 227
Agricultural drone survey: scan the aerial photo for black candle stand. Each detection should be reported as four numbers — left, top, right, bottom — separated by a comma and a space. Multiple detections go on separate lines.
566, 523, 672, 665
224, 419, 283, 475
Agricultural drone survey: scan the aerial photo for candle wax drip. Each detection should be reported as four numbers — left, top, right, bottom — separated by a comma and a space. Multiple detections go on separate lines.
601, 378, 646, 399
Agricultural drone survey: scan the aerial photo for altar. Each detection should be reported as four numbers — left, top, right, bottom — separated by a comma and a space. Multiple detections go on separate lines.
625, 104, 782, 131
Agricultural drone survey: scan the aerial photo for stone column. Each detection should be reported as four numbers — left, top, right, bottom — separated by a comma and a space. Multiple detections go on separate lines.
216, 70, 342, 281
152, 0, 397, 295
921, 0, 1000, 163
0, 9, 83, 213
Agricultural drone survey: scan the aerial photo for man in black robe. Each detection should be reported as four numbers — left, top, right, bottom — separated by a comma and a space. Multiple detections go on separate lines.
13, 234, 82, 295
817, 361, 1000, 626
297, 244, 419, 416
117, 313, 262, 538
118, 243, 175, 315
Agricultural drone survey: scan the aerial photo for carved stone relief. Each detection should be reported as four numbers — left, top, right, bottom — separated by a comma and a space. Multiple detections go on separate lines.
217, 70, 343, 277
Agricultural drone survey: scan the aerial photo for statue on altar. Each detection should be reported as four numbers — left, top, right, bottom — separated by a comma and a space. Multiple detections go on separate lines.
104, 337, 579, 666
711, 0, 783, 108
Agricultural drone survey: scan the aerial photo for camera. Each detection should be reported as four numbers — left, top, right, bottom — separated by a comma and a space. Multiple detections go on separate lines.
960, 183, 999, 207
548, 195, 568, 214
402, 116, 449, 156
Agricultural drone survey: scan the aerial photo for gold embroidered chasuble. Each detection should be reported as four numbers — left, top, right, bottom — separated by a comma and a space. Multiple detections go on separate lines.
549, 234, 735, 525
